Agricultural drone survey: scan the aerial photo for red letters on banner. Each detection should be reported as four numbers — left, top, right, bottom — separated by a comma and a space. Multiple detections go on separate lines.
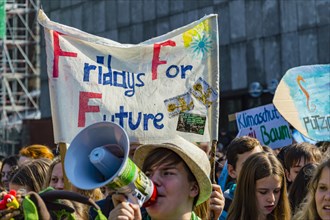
53, 31, 78, 78
78, 91, 102, 127
151, 40, 176, 80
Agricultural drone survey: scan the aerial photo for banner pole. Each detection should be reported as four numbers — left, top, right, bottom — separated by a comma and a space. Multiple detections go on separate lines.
207, 14, 219, 185
210, 139, 218, 184
58, 142, 72, 190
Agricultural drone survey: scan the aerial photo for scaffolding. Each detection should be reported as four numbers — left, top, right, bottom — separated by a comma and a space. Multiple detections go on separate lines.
0, 0, 40, 156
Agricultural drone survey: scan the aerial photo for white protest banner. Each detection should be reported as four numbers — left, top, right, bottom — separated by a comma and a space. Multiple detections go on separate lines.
37, 10, 219, 144
273, 65, 330, 141
235, 104, 292, 149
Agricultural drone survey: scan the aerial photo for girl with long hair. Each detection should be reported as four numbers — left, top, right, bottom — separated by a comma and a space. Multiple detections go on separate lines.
293, 158, 330, 220
227, 152, 291, 220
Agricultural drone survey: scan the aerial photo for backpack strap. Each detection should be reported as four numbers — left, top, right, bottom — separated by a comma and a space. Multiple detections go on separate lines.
22, 189, 107, 220
23, 191, 51, 220
39, 190, 101, 211
39, 190, 107, 220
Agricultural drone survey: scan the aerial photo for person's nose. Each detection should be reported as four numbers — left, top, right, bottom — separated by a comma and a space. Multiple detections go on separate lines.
149, 171, 161, 186
56, 179, 64, 190
325, 190, 330, 201
267, 193, 276, 203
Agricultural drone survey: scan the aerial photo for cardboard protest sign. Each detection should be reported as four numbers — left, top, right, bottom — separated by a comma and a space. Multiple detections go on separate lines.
37, 10, 219, 144
273, 65, 330, 141
236, 104, 292, 149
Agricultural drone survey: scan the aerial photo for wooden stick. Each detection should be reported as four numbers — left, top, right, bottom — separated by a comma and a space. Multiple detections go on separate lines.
59, 142, 72, 190
210, 139, 218, 184
209, 140, 218, 220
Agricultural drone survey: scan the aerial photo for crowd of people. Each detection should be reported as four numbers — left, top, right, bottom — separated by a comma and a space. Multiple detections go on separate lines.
0, 135, 329, 219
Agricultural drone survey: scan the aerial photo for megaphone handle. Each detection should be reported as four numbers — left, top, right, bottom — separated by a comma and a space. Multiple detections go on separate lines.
126, 193, 141, 206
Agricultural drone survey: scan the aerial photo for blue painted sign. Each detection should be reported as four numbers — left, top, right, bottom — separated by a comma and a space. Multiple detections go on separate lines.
273, 65, 330, 141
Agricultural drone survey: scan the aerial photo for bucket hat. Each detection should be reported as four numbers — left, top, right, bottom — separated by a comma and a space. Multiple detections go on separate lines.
133, 135, 212, 206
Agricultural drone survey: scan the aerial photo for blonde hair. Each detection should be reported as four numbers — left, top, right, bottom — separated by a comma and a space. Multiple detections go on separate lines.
60, 199, 86, 219
10, 158, 51, 192
19, 144, 54, 160
293, 158, 330, 220
71, 187, 104, 219
73, 188, 104, 201
194, 199, 210, 220
227, 152, 291, 220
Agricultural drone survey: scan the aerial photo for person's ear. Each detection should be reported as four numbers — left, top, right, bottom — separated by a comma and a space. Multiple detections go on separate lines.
285, 169, 292, 182
189, 182, 199, 198
227, 164, 237, 179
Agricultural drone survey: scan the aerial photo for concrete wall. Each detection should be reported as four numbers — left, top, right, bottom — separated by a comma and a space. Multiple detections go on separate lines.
39, 0, 330, 117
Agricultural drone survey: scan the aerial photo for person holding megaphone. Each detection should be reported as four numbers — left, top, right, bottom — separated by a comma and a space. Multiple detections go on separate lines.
64, 122, 222, 220
108, 135, 213, 220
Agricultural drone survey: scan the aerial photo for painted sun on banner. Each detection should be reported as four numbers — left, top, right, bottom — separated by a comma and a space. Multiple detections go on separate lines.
37, 10, 219, 144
